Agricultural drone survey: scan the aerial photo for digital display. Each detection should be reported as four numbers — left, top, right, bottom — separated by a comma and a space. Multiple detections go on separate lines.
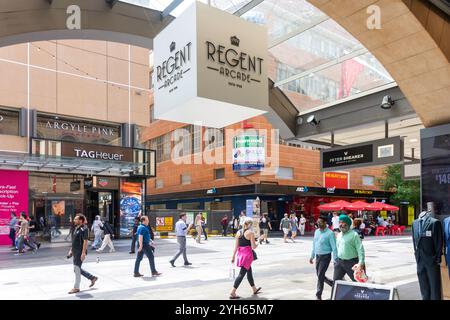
119, 180, 143, 237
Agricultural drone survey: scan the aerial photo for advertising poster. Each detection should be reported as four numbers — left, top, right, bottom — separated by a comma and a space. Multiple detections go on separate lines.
51, 200, 65, 216
246, 199, 254, 218
120, 180, 143, 237
185, 212, 195, 226
324, 172, 349, 189
0, 170, 28, 246
156, 216, 174, 232
233, 135, 265, 171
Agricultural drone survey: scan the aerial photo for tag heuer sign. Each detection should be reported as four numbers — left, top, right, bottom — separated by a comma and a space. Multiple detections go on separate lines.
153, 2, 269, 128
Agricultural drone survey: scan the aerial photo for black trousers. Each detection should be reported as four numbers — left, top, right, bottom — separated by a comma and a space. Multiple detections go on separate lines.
417, 262, 442, 300
233, 267, 255, 289
222, 225, 227, 236
130, 235, 137, 253
202, 225, 208, 240
315, 254, 334, 298
333, 258, 358, 282
9, 229, 15, 246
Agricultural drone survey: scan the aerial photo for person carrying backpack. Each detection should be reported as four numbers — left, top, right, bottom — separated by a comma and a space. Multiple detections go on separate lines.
96, 218, 115, 253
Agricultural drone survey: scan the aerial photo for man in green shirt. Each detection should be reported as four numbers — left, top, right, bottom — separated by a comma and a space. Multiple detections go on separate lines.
333, 214, 365, 282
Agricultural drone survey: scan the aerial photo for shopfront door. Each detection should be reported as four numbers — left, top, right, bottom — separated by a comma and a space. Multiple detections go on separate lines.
86, 190, 119, 237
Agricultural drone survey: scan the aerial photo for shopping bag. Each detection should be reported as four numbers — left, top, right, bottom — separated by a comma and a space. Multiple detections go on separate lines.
229, 263, 236, 280
352, 264, 368, 283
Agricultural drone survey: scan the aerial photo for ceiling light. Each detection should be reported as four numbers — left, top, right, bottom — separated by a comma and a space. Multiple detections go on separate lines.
380, 95, 395, 109
306, 115, 320, 126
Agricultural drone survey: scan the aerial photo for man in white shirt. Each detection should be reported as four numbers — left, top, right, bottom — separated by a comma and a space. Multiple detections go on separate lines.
170, 213, 193, 267
331, 212, 340, 232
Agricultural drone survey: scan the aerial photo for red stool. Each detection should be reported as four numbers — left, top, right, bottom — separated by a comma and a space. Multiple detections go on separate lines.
390, 225, 399, 235
375, 226, 386, 236
398, 226, 406, 235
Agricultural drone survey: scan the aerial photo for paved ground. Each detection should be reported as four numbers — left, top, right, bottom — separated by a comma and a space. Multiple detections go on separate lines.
0, 234, 420, 300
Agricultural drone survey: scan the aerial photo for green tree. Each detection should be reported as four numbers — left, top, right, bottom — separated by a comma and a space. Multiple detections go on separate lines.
380, 164, 420, 207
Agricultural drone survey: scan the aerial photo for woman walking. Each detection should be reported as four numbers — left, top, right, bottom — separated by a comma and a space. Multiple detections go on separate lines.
229, 219, 262, 299
195, 213, 203, 243
290, 213, 298, 242
299, 214, 307, 236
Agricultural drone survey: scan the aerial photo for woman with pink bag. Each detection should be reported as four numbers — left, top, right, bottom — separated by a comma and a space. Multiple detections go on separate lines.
229, 219, 262, 299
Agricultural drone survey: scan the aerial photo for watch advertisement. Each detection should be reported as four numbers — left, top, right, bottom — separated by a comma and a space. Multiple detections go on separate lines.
120, 180, 144, 237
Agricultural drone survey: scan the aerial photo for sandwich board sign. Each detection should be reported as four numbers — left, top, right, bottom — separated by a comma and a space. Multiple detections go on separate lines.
331, 280, 396, 300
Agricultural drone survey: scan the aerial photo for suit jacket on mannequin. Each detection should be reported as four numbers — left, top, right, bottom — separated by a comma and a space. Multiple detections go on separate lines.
444, 217, 450, 277
412, 212, 443, 265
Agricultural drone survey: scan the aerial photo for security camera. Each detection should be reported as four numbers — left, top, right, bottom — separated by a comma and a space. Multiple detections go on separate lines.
380, 95, 394, 109
306, 115, 320, 126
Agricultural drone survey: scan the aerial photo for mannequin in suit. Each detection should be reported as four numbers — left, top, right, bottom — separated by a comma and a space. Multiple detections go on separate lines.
412, 211, 444, 300
444, 216, 450, 278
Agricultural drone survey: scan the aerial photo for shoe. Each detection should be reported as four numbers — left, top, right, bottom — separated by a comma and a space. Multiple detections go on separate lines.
184, 262, 192, 266
37, 243, 41, 249
129, 251, 135, 254
89, 276, 98, 288
68, 288, 80, 294
229, 295, 241, 299
96, 250, 101, 253
134, 273, 144, 277
169, 260, 176, 267
316, 296, 322, 300
109, 250, 115, 253
152, 272, 162, 276
265, 240, 269, 244
253, 287, 262, 295
14, 252, 23, 256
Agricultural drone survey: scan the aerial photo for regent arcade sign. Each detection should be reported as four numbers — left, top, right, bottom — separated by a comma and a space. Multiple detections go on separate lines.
61, 142, 133, 162
153, 2, 268, 128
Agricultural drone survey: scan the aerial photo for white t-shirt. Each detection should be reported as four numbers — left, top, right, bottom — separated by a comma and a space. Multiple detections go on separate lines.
360, 222, 366, 230
332, 216, 340, 229
239, 216, 246, 226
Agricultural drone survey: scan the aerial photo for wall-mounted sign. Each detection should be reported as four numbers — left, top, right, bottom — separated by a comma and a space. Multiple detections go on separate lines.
324, 172, 349, 189
206, 188, 217, 194
153, 2, 268, 128
296, 186, 309, 192
70, 180, 81, 191
36, 114, 121, 146
156, 216, 174, 232
232, 135, 265, 171
332, 280, 395, 300
354, 190, 373, 195
326, 187, 336, 194
61, 142, 133, 162
321, 137, 403, 172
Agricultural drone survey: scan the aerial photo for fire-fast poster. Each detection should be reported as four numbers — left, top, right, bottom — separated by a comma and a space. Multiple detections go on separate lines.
0, 170, 28, 246
232, 135, 265, 171
120, 180, 144, 237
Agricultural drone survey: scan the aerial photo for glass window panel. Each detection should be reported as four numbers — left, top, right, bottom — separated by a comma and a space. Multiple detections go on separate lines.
214, 168, 225, 180
0, 107, 20, 136
362, 175, 375, 186
275, 167, 294, 179
280, 52, 394, 112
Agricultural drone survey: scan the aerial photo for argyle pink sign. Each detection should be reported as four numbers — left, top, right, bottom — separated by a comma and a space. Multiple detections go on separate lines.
0, 170, 29, 246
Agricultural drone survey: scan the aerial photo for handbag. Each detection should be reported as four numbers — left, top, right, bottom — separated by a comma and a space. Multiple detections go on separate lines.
252, 250, 258, 260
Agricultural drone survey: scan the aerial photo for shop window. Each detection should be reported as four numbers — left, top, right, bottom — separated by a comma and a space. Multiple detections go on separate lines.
155, 179, 164, 189
204, 128, 224, 150
214, 168, 225, 180
150, 204, 166, 210
276, 167, 294, 180
0, 107, 20, 136
177, 202, 201, 210
181, 174, 191, 185
362, 175, 375, 186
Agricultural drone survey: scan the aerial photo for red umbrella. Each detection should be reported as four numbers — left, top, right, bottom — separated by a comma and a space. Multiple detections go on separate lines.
318, 200, 351, 211
383, 203, 399, 211
345, 201, 368, 211
365, 202, 388, 211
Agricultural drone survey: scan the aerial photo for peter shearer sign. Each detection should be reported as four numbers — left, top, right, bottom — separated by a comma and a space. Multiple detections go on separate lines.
153, 2, 269, 128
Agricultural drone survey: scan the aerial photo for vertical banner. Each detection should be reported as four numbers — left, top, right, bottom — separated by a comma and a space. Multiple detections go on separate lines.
0, 170, 28, 245
119, 180, 144, 237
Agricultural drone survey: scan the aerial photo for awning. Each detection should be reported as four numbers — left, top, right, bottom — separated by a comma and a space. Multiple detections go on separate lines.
317, 200, 351, 211
0, 152, 145, 177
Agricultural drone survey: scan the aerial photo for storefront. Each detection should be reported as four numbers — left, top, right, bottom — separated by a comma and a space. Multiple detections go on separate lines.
0, 111, 155, 245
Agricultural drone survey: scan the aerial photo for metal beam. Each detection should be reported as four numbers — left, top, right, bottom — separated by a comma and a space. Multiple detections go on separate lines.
233, 0, 264, 16
274, 48, 368, 88
105, 0, 119, 8
162, 0, 184, 19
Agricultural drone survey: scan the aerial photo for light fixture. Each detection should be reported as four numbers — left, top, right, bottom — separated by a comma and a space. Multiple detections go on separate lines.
380, 95, 395, 109
409, 138, 418, 143
306, 115, 320, 126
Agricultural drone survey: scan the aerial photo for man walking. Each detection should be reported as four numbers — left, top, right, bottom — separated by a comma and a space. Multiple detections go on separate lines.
96, 218, 115, 253
91, 215, 103, 250
170, 213, 193, 267
310, 215, 337, 300
333, 214, 365, 283
221, 214, 229, 237
8, 212, 18, 248
279, 213, 292, 243
67, 214, 98, 294
129, 217, 140, 254
134, 216, 162, 277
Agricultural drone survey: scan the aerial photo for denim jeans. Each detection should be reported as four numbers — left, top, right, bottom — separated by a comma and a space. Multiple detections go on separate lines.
134, 243, 157, 274
73, 254, 95, 289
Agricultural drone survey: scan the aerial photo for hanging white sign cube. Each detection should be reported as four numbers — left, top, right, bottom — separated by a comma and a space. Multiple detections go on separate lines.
153, 1, 268, 128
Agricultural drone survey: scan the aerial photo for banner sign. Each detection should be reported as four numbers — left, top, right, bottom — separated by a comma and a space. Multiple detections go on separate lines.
0, 170, 28, 246
324, 172, 349, 189
156, 216, 174, 232
321, 137, 403, 172
332, 280, 395, 300
153, 2, 268, 128
232, 135, 265, 171
119, 180, 144, 237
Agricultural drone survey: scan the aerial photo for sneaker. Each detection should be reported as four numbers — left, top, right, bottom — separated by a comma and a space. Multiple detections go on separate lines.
89, 276, 98, 288
96, 249, 101, 253
14, 252, 23, 256
184, 262, 192, 266
169, 260, 176, 267
129, 251, 135, 254
37, 243, 41, 249
109, 249, 115, 253
134, 273, 144, 277
265, 240, 270, 244
152, 272, 162, 276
